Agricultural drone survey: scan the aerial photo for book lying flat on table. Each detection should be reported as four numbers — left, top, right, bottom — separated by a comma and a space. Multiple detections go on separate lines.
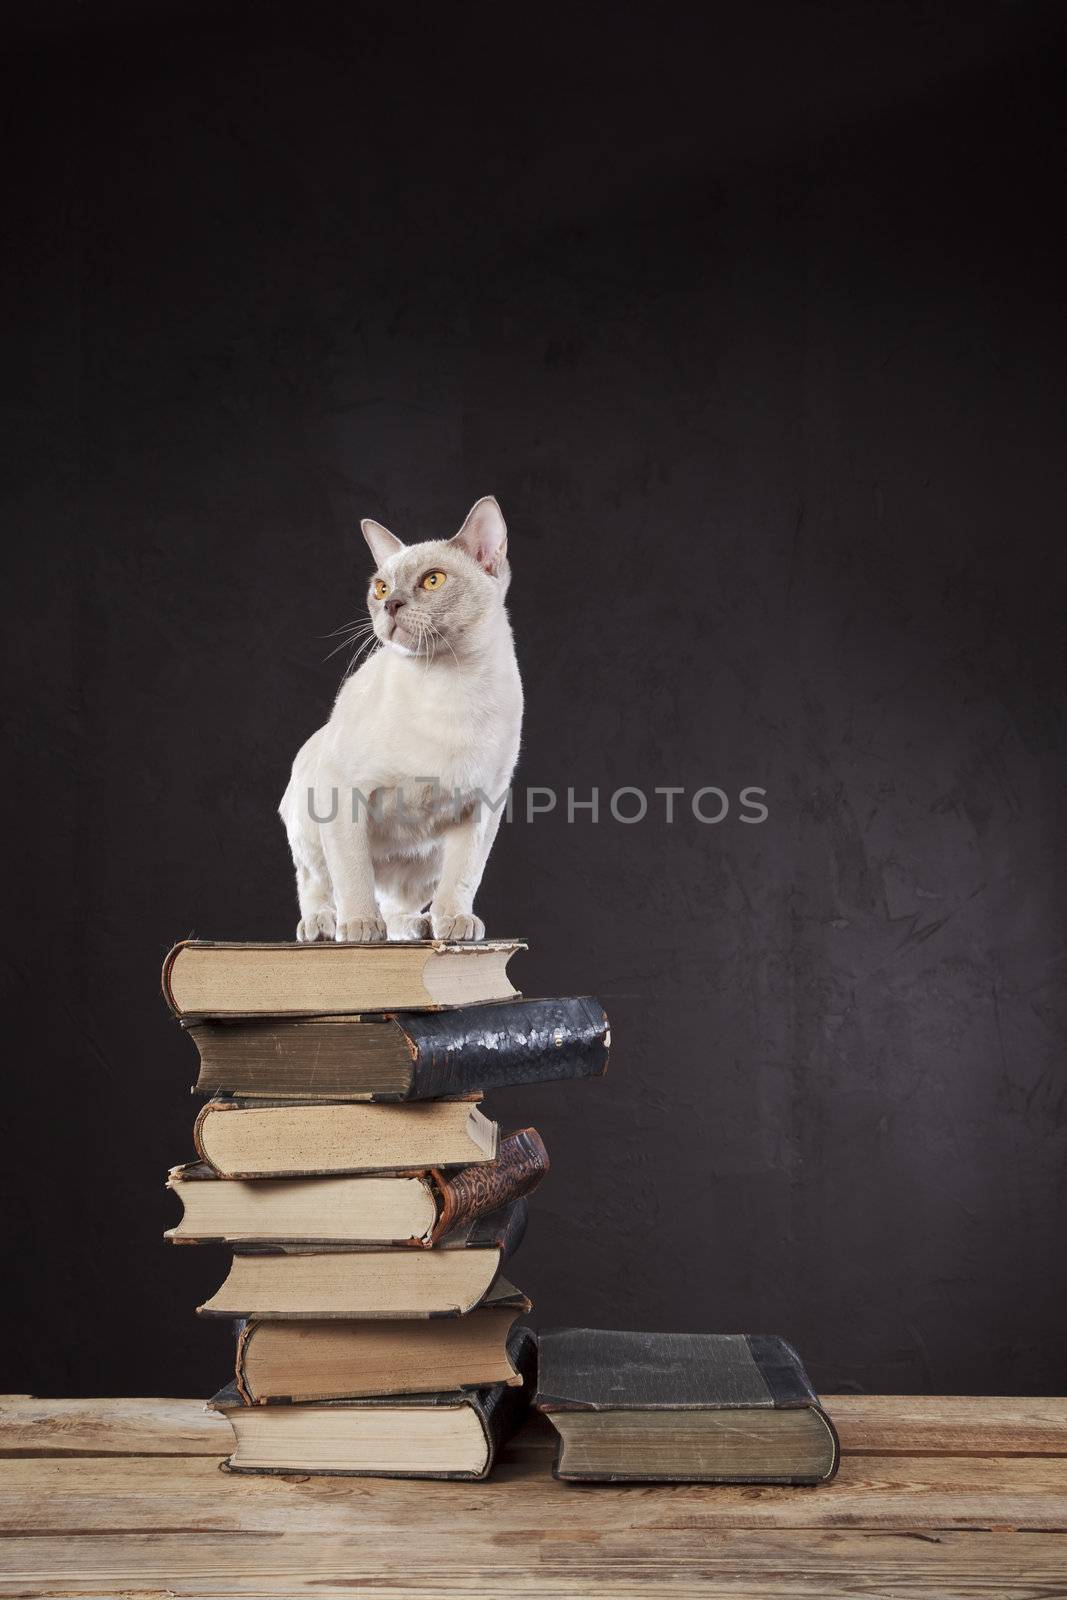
213, 1327, 536, 1479
186, 996, 610, 1101
163, 939, 525, 1017
234, 1282, 531, 1402
199, 1200, 528, 1319
534, 1330, 840, 1484
167, 1128, 548, 1246
193, 1097, 498, 1178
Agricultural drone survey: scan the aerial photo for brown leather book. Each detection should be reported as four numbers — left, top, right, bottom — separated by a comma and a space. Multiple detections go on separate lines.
233, 1281, 531, 1403
166, 1128, 548, 1247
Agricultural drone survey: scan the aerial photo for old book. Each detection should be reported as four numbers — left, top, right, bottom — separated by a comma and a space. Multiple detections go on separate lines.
234, 1282, 531, 1402
186, 996, 610, 1101
534, 1330, 840, 1483
163, 939, 525, 1018
198, 1200, 528, 1319
212, 1326, 536, 1479
192, 1097, 498, 1178
167, 1128, 548, 1246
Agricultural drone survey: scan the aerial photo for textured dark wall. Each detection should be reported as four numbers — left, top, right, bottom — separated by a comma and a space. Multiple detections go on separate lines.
3, 1, 1065, 1397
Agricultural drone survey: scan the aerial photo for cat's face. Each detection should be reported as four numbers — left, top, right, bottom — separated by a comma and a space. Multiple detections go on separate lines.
363, 497, 510, 659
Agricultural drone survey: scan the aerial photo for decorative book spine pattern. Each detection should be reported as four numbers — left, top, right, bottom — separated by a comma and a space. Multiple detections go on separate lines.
432, 1128, 549, 1244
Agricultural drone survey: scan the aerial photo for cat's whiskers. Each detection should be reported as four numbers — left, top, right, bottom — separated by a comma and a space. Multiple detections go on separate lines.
321, 617, 367, 639
326, 624, 375, 649
420, 617, 435, 666
419, 618, 436, 669
324, 622, 375, 662
415, 617, 433, 673
423, 616, 460, 671
340, 629, 380, 682
324, 607, 456, 680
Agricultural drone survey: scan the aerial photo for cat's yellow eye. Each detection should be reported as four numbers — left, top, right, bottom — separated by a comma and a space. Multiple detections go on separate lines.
373, 579, 389, 600
421, 570, 447, 591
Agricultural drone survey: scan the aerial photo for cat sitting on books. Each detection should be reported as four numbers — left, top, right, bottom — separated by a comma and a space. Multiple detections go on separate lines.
280, 496, 522, 944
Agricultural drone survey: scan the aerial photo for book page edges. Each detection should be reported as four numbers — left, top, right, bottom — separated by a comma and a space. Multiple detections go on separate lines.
164, 940, 526, 1018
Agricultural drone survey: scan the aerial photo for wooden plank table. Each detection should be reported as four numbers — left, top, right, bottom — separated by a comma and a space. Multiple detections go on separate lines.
1, 1394, 1065, 1597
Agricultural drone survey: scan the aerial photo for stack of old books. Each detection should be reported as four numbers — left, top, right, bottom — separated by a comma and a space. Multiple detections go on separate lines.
162, 937, 608, 1480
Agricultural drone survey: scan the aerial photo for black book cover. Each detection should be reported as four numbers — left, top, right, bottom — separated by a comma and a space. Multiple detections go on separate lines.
401, 998, 609, 1098
534, 1329, 840, 1484
213, 1324, 536, 1480
188, 995, 609, 1101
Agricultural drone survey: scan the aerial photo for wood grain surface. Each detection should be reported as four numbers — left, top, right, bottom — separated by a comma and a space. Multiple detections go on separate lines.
1, 1394, 1065, 1597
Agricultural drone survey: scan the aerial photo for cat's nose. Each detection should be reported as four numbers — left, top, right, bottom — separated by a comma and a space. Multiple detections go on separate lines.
385, 596, 406, 617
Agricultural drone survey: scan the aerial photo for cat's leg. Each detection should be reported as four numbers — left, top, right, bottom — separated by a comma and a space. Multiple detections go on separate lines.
318, 783, 387, 942
293, 834, 336, 943
377, 852, 440, 941
429, 798, 507, 941
280, 749, 336, 942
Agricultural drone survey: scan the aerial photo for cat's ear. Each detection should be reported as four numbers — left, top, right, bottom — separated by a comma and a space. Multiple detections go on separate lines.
361, 518, 404, 568
451, 496, 508, 576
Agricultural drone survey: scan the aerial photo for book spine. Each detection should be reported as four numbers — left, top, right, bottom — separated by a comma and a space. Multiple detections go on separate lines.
401, 997, 610, 1099
192, 1096, 246, 1171
431, 1129, 548, 1245
465, 1195, 530, 1263
161, 941, 186, 1016
471, 1325, 537, 1477
746, 1335, 841, 1481
191, 1098, 219, 1166
233, 1320, 255, 1404
745, 1335, 821, 1406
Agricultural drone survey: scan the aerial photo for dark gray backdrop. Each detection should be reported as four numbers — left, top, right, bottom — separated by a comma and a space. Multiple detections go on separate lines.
4, 0, 1065, 1397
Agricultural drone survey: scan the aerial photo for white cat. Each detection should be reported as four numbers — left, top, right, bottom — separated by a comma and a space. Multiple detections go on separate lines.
280, 496, 523, 943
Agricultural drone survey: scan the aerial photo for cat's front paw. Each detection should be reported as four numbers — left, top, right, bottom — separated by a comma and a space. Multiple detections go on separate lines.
431, 911, 485, 942
297, 909, 336, 942
335, 916, 388, 943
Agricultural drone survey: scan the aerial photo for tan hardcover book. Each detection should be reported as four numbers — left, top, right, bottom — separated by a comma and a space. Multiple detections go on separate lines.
163, 939, 525, 1017
167, 1129, 548, 1245
192, 1097, 498, 1178
234, 1282, 530, 1402
198, 1201, 528, 1320
211, 1328, 537, 1479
